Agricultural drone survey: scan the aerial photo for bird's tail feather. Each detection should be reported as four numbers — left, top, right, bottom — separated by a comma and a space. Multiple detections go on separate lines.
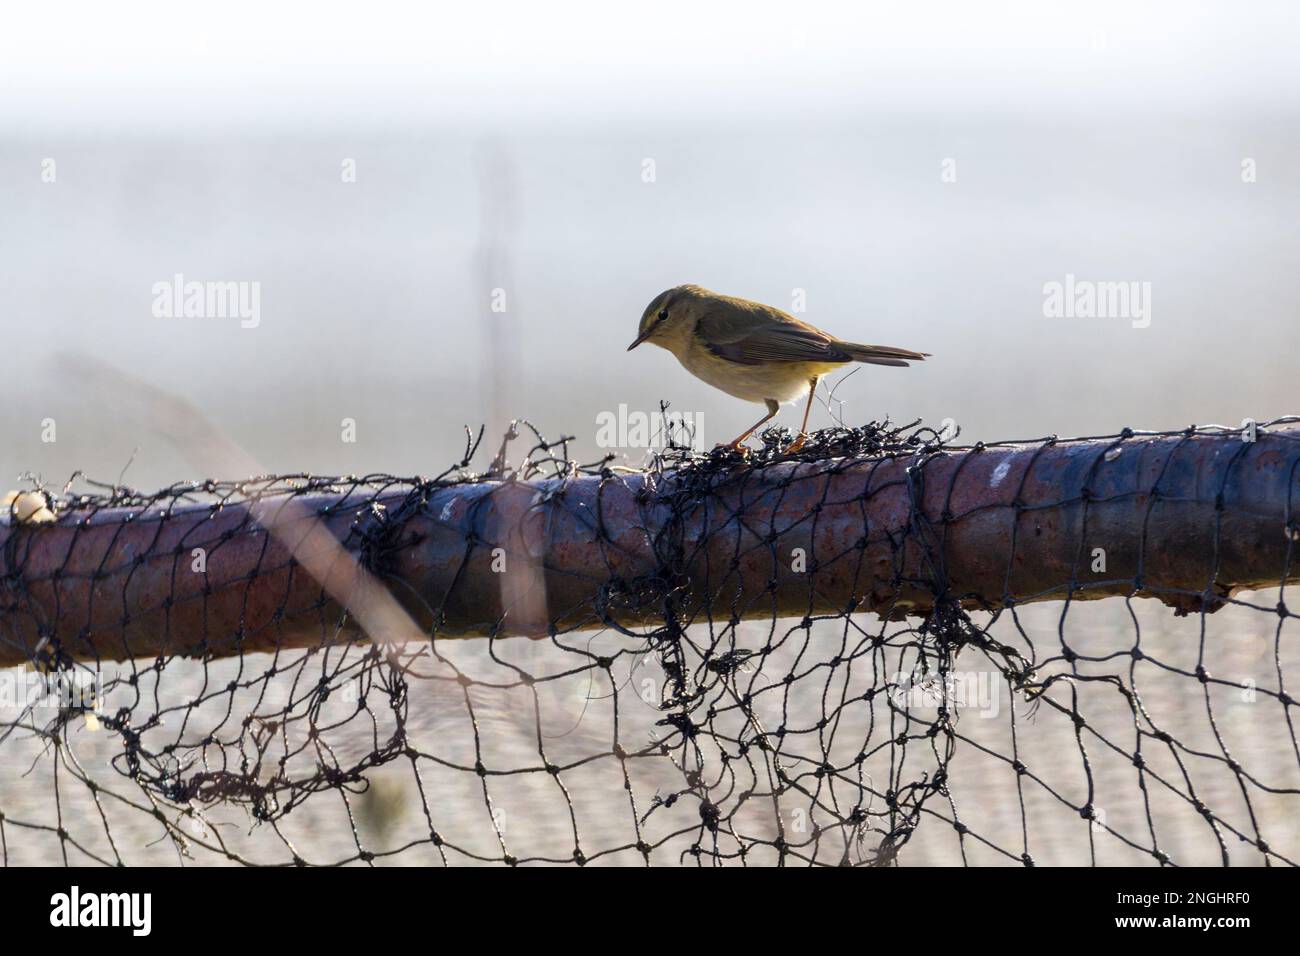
838, 341, 930, 367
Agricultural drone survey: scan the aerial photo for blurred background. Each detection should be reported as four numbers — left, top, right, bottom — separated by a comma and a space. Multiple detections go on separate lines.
1, 0, 1297, 488
2, 1, 1299, 866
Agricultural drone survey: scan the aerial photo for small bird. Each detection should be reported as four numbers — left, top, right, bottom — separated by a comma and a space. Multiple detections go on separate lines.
628, 284, 929, 452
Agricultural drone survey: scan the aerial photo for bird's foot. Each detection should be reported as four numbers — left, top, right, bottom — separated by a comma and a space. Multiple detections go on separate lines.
715, 441, 752, 456
782, 434, 808, 454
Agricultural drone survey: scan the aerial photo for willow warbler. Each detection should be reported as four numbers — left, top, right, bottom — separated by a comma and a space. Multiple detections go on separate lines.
628, 284, 929, 451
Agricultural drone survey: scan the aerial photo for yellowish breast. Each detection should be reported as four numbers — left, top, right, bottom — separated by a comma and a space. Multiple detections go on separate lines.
671, 340, 844, 405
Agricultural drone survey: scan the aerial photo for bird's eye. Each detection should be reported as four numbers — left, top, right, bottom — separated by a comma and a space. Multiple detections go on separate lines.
658, 308, 669, 322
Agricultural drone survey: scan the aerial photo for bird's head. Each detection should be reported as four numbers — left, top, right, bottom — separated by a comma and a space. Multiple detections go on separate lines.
628, 284, 710, 352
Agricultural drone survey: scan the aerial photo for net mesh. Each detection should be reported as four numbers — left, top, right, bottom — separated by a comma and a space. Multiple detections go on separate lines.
1, 417, 1298, 866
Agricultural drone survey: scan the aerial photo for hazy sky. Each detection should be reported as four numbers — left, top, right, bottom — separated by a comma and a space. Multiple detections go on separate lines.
3, 2, 1297, 128
2, 2, 1298, 488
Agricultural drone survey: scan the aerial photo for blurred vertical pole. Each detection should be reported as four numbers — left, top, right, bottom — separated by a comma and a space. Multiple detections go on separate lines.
474, 140, 520, 447
471, 140, 548, 636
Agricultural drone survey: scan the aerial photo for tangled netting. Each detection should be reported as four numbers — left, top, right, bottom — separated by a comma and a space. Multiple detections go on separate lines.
1, 416, 1299, 866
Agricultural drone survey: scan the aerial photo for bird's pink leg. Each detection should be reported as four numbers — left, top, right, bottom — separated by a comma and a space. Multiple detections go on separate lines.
783, 377, 818, 454
723, 400, 780, 449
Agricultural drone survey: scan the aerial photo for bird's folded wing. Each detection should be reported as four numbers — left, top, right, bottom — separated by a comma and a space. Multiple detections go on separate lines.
697, 310, 850, 365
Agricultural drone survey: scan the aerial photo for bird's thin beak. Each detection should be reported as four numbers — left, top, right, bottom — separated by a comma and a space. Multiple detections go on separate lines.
627, 329, 652, 351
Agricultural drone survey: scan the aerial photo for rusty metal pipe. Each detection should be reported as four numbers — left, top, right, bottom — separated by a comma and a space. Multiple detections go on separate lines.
2, 427, 1296, 666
